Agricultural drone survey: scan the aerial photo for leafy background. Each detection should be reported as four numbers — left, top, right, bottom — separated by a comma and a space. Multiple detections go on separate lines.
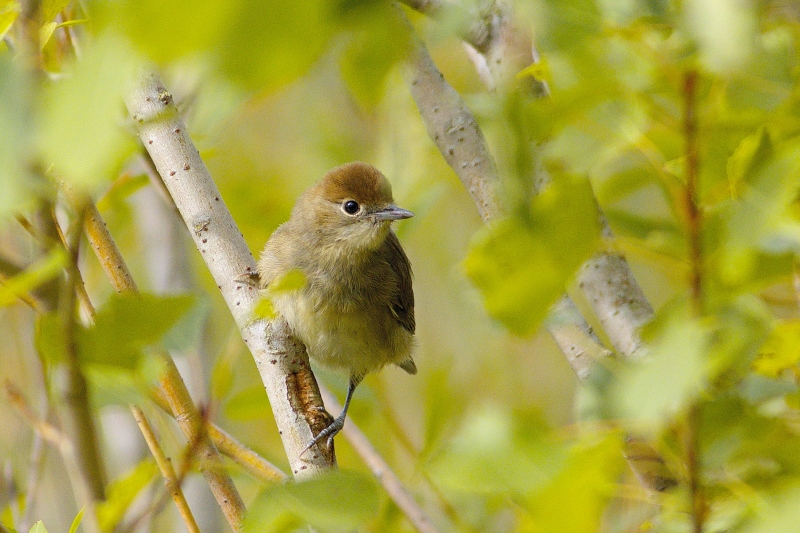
3, 0, 800, 532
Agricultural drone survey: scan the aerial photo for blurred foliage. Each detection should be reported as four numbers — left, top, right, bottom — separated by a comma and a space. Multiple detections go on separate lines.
2, 0, 800, 532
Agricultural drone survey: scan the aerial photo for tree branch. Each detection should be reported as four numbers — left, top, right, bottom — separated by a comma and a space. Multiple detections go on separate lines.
130, 405, 201, 533
80, 194, 249, 529
400, 8, 676, 493
124, 72, 334, 479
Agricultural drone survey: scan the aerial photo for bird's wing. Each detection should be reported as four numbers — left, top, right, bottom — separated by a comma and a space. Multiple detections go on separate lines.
257, 223, 293, 289
384, 231, 415, 334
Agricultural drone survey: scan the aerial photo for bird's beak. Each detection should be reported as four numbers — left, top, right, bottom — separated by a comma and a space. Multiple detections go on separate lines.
372, 205, 414, 221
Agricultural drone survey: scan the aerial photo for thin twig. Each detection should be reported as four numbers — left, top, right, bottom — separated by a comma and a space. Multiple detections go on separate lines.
319, 385, 440, 533
80, 193, 247, 530
130, 405, 201, 533
150, 387, 287, 483
5, 382, 103, 533
683, 69, 706, 533
56, 198, 107, 501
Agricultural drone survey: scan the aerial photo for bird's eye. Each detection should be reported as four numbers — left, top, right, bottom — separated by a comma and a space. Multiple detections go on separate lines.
343, 200, 360, 215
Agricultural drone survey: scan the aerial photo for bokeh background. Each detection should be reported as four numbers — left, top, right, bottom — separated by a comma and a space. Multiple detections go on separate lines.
3, 0, 800, 532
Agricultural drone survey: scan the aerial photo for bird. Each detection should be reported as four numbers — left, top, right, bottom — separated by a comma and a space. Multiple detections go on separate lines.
258, 162, 416, 450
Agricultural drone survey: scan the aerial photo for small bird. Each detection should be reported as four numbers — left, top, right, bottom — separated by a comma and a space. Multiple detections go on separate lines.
258, 162, 416, 449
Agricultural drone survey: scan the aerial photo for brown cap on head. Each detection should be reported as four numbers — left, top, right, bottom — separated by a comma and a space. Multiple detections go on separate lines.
316, 162, 394, 206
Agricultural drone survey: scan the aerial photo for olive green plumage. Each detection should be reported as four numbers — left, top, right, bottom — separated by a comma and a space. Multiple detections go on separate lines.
258, 162, 415, 448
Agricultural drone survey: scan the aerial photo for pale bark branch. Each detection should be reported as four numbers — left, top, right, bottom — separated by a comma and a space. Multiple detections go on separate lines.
124, 72, 334, 480
401, 7, 676, 492
399, 7, 608, 374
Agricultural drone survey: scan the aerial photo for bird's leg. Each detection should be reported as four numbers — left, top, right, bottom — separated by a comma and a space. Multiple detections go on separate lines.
305, 375, 363, 452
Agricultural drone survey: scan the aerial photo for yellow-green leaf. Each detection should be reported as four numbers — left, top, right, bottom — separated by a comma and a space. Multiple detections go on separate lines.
0, 0, 20, 41
38, 33, 140, 189
245, 470, 381, 532
464, 174, 600, 336
97, 459, 158, 532
269, 269, 307, 293
0, 248, 67, 308
753, 320, 800, 378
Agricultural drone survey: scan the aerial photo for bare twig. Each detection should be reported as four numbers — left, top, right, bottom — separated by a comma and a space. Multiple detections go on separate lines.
400, 8, 676, 493
319, 385, 440, 533
80, 194, 247, 530
55, 199, 107, 501
130, 405, 201, 533
5, 382, 103, 533
84, 199, 139, 292
683, 69, 706, 533
150, 388, 287, 483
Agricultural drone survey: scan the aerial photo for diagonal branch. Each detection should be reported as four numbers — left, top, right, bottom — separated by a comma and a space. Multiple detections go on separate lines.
399, 8, 675, 492
124, 72, 334, 480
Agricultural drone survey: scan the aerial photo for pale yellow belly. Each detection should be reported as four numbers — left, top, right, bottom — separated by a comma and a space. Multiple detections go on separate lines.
274, 292, 412, 378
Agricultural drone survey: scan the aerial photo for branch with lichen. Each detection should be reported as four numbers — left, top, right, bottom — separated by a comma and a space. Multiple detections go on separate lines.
399, 7, 675, 491
124, 72, 334, 481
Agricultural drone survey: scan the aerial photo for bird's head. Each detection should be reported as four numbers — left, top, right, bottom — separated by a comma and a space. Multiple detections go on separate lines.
298, 162, 413, 251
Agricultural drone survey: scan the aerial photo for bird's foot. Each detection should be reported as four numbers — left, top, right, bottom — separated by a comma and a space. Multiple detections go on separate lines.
302, 415, 345, 455
235, 271, 261, 287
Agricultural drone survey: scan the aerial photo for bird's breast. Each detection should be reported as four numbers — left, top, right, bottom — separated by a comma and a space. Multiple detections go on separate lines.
271, 264, 411, 377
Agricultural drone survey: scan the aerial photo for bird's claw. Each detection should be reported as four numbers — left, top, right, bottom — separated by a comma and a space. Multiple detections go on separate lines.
235, 271, 261, 287
301, 418, 344, 456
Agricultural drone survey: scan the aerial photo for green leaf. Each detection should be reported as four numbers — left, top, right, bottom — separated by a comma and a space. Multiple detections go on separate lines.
464, 174, 600, 335
0, 54, 37, 219
96, 0, 237, 64
753, 320, 800, 378
67, 508, 84, 533
211, 355, 235, 401
0, 1, 20, 41
217, 0, 336, 91
430, 405, 564, 494
97, 458, 158, 532
78, 293, 195, 368
524, 433, 625, 533
339, 2, 409, 106
37, 294, 195, 369
84, 364, 147, 408
684, 0, 756, 73
0, 248, 67, 307
253, 297, 277, 320
741, 485, 800, 533
245, 470, 381, 533
41, 0, 70, 23
719, 140, 800, 285
268, 269, 307, 293
29, 521, 48, 533
38, 32, 140, 189
612, 303, 709, 432
224, 385, 270, 421
95, 174, 149, 212
162, 294, 210, 352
